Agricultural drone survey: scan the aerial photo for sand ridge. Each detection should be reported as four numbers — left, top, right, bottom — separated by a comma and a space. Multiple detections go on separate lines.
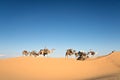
0, 52, 120, 80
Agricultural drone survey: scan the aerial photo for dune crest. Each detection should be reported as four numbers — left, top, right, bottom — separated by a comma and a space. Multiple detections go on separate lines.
0, 52, 120, 80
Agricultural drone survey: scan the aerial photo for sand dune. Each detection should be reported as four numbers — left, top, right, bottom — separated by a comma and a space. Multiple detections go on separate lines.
0, 52, 120, 80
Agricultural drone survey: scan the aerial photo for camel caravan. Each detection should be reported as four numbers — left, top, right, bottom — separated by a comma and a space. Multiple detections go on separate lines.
65, 49, 96, 60
22, 48, 96, 60
22, 48, 55, 57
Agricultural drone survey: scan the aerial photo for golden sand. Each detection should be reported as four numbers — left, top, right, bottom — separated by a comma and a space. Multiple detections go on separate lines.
0, 52, 120, 80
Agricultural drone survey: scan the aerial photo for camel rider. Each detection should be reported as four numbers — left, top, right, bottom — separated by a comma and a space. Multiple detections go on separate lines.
44, 49, 48, 54
78, 50, 84, 57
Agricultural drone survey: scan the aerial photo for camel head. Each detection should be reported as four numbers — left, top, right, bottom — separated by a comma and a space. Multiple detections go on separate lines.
50, 48, 55, 53
22, 50, 29, 56
46, 48, 55, 54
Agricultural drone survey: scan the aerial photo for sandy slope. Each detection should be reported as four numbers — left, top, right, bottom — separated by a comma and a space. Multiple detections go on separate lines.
0, 52, 120, 80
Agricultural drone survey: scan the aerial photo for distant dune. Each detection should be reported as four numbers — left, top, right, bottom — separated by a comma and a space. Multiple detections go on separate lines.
0, 52, 120, 80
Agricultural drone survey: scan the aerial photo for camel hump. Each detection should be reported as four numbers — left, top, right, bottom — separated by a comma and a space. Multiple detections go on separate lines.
23, 50, 27, 53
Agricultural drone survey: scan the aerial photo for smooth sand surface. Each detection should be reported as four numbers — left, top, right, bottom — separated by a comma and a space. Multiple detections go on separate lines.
0, 52, 120, 80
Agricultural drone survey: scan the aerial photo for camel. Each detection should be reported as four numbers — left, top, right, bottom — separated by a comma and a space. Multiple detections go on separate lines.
77, 51, 89, 60
38, 48, 55, 56
65, 49, 76, 58
88, 51, 95, 55
22, 50, 29, 56
30, 50, 39, 57
87, 50, 96, 57
65, 49, 82, 58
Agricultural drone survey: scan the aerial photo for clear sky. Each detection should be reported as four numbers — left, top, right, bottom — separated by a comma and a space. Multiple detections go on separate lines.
0, 0, 120, 58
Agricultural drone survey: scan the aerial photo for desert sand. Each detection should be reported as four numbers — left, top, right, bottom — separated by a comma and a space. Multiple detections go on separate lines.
0, 52, 120, 80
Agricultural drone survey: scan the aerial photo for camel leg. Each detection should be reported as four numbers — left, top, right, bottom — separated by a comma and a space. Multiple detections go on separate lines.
65, 55, 68, 59
43, 54, 46, 56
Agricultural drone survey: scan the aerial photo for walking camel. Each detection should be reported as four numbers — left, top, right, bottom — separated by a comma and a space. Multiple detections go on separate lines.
65, 49, 77, 58
87, 49, 96, 57
22, 50, 29, 56
77, 51, 89, 60
30, 50, 39, 57
38, 48, 55, 56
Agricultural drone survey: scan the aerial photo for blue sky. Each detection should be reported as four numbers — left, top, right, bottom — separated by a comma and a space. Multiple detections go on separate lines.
0, 0, 120, 58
